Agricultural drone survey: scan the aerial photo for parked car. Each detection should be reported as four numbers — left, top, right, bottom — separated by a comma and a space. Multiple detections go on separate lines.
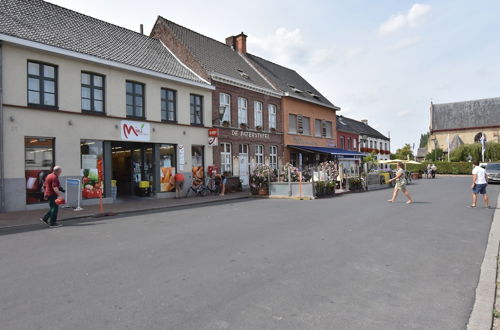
485, 163, 500, 183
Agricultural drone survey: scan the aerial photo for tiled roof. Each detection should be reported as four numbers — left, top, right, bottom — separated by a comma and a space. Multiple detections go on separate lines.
431, 97, 500, 131
0, 0, 208, 85
155, 17, 276, 91
336, 116, 389, 140
245, 53, 338, 109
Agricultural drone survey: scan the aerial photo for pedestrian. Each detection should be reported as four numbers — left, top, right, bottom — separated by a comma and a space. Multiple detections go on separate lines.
426, 164, 432, 179
174, 172, 185, 199
387, 162, 413, 204
216, 172, 227, 196
40, 166, 64, 227
431, 163, 437, 179
471, 160, 489, 208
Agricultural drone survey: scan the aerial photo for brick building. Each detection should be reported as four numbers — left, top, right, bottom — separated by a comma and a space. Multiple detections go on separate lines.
151, 19, 283, 185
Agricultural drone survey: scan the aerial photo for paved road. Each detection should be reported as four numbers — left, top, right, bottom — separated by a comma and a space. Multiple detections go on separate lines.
0, 176, 498, 330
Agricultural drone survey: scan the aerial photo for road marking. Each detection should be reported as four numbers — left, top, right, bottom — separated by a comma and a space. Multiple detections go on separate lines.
467, 194, 500, 330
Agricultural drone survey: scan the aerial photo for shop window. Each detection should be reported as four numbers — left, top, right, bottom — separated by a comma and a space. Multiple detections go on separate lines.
270, 146, 277, 169
219, 93, 231, 124
191, 145, 204, 185
289, 114, 297, 133
160, 144, 176, 192
126, 81, 145, 118
254, 101, 263, 128
161, 89, 176, 122
255, 145, 264, 164
81, 72, 104, 113
238, 97, 248, 126
25, 137, 55, 204
190, 94, 203, 125
268, 104, 277, 129
27, 61, 57, 108
81, 140, 104, 199
221, 143, 232, 174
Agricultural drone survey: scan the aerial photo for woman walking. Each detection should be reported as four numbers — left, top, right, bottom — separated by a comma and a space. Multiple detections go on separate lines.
388, 162, 413, 204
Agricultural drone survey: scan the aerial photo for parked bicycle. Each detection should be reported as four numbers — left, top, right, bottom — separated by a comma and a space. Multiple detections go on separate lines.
186, 175, 220, 197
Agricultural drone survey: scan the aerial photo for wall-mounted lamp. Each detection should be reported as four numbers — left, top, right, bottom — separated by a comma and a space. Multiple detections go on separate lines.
115, 124, 119, 129
183, 130, 186, 135
68, 120, 73, 126
152, 127, 156, 132
9, 116, 14, 122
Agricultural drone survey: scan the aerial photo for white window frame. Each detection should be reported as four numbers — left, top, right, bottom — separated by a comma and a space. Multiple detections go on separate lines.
254, 101, 263, 128
219, 93, 231, 124
289, 114, 297, 134
270, 146, 277, 169
325, 121, 332, 138
255, 145, 264, 164
302, 116, 311, 135
268, 104, 277, 129
239, 144, 249, 155
238, 97, 247, 126
353, 139, 357, 150
221, 143, 232, 174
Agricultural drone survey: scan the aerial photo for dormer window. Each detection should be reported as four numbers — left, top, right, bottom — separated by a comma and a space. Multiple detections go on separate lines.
236, 69, 250, 79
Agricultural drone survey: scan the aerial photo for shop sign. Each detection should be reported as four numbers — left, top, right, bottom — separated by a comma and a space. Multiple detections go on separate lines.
178, 144, 185, 171
208, 128, 218, 146
120, 120, 151, 142
231, 130, 270, 140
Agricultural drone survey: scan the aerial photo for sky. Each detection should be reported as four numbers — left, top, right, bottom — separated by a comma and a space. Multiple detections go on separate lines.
47, 0, 500, 151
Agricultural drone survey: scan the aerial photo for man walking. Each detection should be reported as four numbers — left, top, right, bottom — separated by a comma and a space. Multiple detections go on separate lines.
40, 166, 64, 227
471, 161, 489, 208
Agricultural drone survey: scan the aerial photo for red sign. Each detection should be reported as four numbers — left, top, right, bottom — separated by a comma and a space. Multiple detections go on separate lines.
208, 128, 219, 137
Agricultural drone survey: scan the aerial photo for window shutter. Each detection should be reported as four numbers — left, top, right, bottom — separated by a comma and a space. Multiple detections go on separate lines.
321, 120, 327, 137
297, 115, 303, 134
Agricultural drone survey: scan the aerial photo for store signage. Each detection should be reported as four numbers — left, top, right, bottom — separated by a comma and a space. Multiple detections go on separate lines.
231, 130, 270, 140
120, 120, 151, 142
208, 128, 218, 146
178, 144, 185, 171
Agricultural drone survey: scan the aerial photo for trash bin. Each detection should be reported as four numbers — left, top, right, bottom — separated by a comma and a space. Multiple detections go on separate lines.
136, 181, 151, 197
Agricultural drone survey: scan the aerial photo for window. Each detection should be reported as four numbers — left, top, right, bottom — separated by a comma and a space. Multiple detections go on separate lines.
315, 119, 322, 137
81, 140, 104, 199
340, 136, 345, 149
239, 144, 249, 154
353, 139, 357, 150
254, 101, 263, 128
219, 93, 231, 123
379, 142, 383, 151
126, 81, 145, 118
370, 140, 373, 148
25, 137, 55, 204
289, 114, 297, 133
190, 94, 203, 125
81, 72, 104, 113
238, 97, 247, 126
325, 121, 333, 138
270, 146, 277, 169
385, 142, 388, 150
221, 143, 232, 174
302, 116, 311, 135
161, 88, 176, 122
159, 144, 176, 192
27, 61, 57, 107
255, 145, 264, 164
347, 137, 352, 149
268, 104, 277, 129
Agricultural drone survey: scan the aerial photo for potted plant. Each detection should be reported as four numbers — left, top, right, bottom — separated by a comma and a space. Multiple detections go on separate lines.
250, 164, 275, 195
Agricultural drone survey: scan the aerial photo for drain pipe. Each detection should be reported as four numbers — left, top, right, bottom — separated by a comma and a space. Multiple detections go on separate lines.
0, 42, 5, 212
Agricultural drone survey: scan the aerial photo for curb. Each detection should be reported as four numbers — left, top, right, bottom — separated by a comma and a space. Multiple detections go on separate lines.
0, 195, 251, 230
467, 194, 500, 330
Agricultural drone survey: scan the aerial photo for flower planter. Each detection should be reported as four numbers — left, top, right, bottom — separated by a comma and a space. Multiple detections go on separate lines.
258, 188, 268, 195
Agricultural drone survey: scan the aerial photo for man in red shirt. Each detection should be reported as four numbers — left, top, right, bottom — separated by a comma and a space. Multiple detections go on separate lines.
40, 166, 64, 227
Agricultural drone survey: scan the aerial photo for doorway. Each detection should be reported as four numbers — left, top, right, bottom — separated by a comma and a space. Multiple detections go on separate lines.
111, 142, 154, 197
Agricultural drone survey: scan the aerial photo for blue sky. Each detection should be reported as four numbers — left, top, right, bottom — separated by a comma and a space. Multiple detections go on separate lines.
47, 0, 500, 151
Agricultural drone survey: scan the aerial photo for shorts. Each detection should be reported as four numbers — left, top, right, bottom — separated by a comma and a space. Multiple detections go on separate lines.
472, 184, 487, 194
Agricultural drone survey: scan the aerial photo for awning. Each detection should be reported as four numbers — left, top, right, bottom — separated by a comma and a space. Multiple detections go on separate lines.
289, 145, 367, 158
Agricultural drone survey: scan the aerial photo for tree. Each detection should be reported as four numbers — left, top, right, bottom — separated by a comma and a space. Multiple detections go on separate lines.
419, 132, 430, 148
362, 152, 379, 171
425, 148, 444, 161
394, 144, 414, 160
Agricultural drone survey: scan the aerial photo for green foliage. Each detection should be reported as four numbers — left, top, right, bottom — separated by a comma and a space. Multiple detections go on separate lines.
419, 132, 430, 148
425, 148, 444, 161
402, 161, 473, 175
394, 144, 414, 160
450, 142, 500, 162
348, 177, 364, 191
314, 181, 335, 197
363, 151, 378, 164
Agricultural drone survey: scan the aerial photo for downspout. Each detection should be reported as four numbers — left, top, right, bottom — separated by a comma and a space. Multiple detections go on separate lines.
0, 41, 4, 212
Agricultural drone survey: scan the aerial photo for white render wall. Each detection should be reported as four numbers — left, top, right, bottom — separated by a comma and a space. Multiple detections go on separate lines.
1, 43, 213, 211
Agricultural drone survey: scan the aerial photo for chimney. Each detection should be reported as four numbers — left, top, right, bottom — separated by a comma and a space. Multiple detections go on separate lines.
226, 32, 247, 54
140, 24, 144, 35
361, 119, 368, 125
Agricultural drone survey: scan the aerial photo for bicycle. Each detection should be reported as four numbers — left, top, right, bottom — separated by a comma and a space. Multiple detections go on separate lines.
185, 176, 220, 197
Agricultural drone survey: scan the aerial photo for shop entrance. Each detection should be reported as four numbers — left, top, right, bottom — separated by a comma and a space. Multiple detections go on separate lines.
111, 142, 153, 197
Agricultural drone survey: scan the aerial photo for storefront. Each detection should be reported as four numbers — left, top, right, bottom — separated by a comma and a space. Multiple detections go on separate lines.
288, 145, 365, 172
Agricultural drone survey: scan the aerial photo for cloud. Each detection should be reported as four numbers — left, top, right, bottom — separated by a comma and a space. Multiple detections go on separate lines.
379, 3, 431, 35
392, 36, 421, 49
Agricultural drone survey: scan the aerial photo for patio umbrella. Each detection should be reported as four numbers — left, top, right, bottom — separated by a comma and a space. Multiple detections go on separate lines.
405, 160, 422, 165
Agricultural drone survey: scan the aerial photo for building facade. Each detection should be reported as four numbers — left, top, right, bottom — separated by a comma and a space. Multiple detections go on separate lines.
151, 19, 284, 185
0, 0, 214, 211
428, 98, 500, 155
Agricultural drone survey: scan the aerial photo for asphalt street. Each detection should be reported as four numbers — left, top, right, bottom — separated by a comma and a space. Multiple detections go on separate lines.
0, 176, 498, 330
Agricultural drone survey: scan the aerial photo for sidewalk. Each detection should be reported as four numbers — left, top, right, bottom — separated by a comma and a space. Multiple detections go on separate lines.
0, 192, 250, 229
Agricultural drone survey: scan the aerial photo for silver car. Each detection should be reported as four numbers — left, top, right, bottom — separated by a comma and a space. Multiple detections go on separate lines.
486, 163, 500, 183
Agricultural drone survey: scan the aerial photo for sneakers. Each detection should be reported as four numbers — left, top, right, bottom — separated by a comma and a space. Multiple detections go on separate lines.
39, 217, 49, 226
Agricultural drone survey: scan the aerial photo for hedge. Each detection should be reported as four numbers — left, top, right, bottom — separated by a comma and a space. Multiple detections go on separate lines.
396, 161, 474, 175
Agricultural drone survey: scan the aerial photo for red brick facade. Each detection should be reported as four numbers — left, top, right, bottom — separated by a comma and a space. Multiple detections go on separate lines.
337, 130, 359, 151
211, 81, 283, 174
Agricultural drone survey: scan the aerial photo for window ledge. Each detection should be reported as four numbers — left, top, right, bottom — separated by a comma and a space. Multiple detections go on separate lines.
28, 104, 59, 111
